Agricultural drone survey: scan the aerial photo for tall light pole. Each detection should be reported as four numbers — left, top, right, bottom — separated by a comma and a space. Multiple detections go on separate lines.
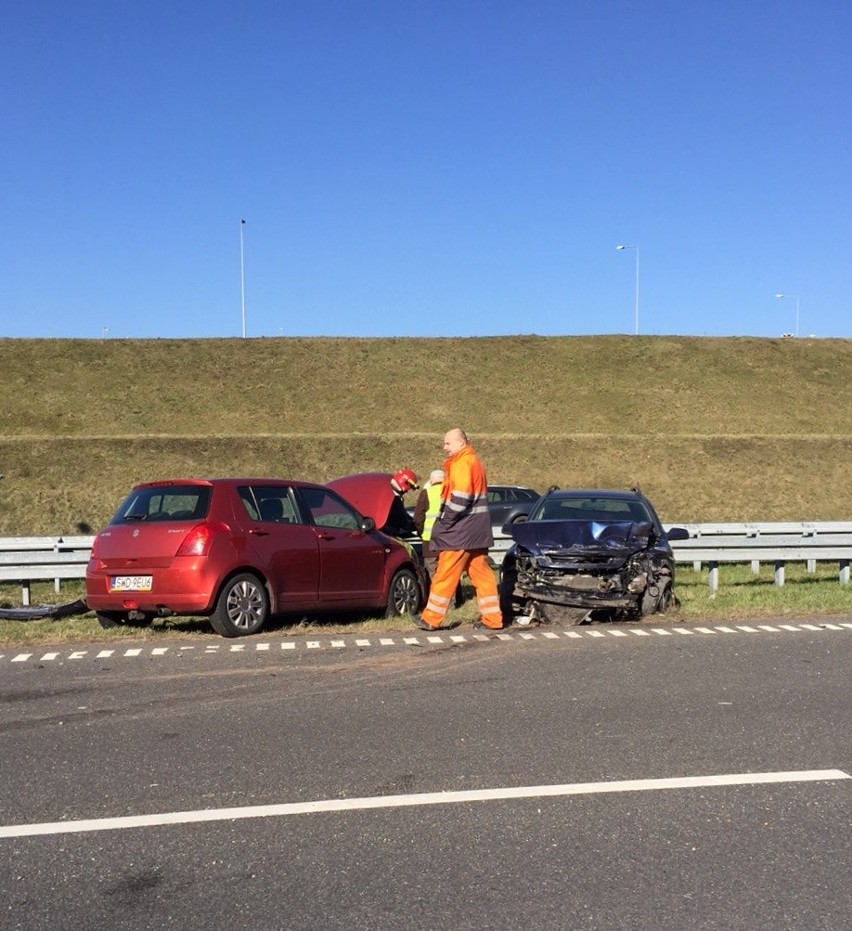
774, 292, 799, 337
239, 218, 247, 338
616, 243, 640, 335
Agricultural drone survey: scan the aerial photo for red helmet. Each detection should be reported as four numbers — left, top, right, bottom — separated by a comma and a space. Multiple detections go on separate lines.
392, 468, 420, 493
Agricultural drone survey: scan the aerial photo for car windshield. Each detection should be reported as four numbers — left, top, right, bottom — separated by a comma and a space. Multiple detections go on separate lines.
529, 496, 652, 524
111, 485, 212, 523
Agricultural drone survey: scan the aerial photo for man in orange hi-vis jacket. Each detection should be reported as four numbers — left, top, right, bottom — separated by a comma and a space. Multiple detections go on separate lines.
412, 428, 503, 631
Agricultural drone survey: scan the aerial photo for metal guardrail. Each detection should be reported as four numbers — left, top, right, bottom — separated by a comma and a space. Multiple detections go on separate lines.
0, 523, 849, 605
488, 522, 852, 591
0, 536, 95, 605
666, 522, 852, 591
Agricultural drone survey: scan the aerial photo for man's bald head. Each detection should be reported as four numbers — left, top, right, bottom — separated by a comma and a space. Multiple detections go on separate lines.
443, 428, 468, 455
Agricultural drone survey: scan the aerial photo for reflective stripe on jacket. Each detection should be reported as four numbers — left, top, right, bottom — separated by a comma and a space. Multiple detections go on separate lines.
421, 483, 443, 542
431, 444, 493, 551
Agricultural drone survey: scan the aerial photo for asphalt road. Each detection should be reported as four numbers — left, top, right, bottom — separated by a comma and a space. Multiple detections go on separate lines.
1, 619, 851, 930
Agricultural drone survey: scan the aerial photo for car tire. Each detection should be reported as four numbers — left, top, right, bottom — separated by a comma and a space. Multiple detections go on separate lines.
384, 567, 421, 617
96, 611, 154, 630
209, 572, 269, 637
498, 566, 518, 624
657, 584, 675, 614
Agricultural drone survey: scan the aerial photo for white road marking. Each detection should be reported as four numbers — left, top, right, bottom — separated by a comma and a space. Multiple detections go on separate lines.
1, 769, 847, 840
2, 622, 851, 667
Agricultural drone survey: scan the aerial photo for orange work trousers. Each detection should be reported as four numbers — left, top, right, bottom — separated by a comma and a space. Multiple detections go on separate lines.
421, 548, 502, 629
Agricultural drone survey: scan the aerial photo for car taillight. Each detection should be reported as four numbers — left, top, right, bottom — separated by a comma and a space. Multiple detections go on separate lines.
176, 522, 226, 557
90, 535, 102, 559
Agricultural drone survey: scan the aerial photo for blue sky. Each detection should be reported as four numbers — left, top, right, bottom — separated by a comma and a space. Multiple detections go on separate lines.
2, 1, 850, 339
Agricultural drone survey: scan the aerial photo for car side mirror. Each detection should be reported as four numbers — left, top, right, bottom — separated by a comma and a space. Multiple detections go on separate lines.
665, 527, 690, 541
361, 516, 376, 532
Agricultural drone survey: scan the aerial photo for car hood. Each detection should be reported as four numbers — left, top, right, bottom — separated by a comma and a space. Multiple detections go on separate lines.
327, 472, 397, 529
508, 519, 654, 558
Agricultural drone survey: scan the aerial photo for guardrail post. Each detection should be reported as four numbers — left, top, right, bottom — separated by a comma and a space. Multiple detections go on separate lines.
774, 561, 785, 587
841, 560, 850, 586
751, 560, 760, 574
22, 581, 31, 606
708, 562, 719, 592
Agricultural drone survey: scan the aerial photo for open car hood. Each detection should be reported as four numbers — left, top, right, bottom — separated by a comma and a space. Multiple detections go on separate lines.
327, 472, 396, 529
508, 519, 654, 556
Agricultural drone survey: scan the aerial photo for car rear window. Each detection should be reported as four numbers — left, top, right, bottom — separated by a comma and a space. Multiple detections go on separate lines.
111, 485, 212, 523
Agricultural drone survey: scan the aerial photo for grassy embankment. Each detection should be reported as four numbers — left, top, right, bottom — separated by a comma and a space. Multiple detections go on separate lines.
0, 335, 849, 641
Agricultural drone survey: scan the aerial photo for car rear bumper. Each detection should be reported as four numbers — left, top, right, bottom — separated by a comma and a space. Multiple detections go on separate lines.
85, 563, 218, 615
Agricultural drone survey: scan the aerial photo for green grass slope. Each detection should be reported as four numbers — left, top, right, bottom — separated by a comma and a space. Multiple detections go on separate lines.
1, 335, 850, 534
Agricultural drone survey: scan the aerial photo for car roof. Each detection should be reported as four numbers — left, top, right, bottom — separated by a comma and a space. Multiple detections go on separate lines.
132, 477, 327, 490
545, 489, 645, 500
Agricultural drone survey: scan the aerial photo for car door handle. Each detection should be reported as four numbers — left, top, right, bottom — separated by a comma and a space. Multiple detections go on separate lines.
249, 529, 270, 536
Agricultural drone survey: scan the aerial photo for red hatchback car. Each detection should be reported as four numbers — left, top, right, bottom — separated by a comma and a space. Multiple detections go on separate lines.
85, 478, 425, 637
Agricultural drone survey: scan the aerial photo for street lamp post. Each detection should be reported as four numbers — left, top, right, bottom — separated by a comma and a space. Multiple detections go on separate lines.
240, 219, 247, 339
774, 292, 799, 337
616, 244, 640, 335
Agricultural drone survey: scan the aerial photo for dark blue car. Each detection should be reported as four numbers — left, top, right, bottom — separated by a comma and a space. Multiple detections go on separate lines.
499, 488, 689, 626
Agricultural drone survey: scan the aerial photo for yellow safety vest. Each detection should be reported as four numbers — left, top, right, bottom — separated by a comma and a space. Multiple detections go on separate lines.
422, 483, 443, 541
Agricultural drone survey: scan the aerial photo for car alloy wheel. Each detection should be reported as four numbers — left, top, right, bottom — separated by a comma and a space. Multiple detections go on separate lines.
210, 572, 269, 637
385, 568, 421, 617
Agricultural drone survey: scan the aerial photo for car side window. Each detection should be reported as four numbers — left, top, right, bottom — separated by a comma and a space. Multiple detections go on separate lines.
298, 487, 361, 531
238, 486, 300, 524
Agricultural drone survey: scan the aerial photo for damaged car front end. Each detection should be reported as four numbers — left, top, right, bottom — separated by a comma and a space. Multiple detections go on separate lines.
499, 490, 688, 626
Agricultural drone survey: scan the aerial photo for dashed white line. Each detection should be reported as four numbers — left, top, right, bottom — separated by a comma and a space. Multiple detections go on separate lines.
3, 622, 851, 667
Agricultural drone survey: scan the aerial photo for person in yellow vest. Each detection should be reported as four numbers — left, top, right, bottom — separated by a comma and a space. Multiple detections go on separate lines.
413, 469, 464, 608
412, 428, 503, 631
